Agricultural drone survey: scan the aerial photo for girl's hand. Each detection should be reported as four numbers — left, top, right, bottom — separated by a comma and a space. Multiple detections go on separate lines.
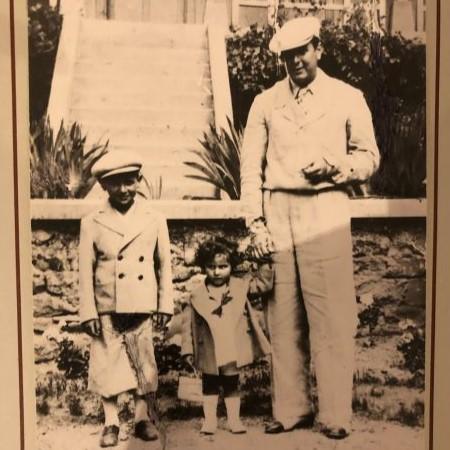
182, 354, 195, 371
83, 319, 101, 337
248, 219, 274, 260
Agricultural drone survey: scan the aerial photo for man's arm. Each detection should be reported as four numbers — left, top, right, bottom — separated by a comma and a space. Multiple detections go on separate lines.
240, 94, 269, 224
330, 89, 380, 185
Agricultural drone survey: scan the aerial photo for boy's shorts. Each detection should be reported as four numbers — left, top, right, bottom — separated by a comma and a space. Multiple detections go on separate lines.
88, 314, 158, 397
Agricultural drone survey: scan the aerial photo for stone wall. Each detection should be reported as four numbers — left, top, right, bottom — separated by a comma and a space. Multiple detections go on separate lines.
32, 217, 426, 423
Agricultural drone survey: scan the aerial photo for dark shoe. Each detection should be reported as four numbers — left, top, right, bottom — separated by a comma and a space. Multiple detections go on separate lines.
100, 425, 119, 447
135, 420, 159, 441
321, 426, 349, 440
264, 414, 315, 434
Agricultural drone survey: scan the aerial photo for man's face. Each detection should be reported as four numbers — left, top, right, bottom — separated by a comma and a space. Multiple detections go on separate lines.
100, 171, 140, 209
281, 41, 322, 87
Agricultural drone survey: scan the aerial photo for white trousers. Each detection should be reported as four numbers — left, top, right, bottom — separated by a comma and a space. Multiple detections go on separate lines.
264, 190, 357, 430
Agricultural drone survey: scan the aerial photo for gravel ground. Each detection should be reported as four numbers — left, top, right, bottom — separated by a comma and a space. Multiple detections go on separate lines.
37, 416, 424, 450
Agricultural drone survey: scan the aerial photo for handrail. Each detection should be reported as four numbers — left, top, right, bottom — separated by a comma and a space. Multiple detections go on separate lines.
46, 12, 81, 131
205, 0, 234, 131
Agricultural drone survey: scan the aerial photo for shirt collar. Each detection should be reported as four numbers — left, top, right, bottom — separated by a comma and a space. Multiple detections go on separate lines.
288, 68, 325, 97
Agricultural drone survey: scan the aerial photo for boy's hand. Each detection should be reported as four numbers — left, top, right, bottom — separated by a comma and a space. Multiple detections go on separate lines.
152, 312, 172, 331
83, 319, 101, 337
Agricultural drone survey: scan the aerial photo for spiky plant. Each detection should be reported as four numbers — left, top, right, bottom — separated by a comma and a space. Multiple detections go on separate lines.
30, 117, 108, 198
184, 118, 242, 200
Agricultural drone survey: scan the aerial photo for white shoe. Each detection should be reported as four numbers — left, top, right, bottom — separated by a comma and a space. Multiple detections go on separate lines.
225, 397, 247, 434
200, 395, 218, 435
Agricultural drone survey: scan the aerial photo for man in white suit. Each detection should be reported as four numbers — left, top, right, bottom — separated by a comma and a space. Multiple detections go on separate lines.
241, 16, 380, 439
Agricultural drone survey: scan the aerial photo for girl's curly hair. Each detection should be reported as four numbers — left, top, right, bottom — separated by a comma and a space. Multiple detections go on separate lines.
195, 237, 241, 271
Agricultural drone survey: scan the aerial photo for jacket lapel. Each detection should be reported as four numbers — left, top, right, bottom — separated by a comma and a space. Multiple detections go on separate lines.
191, 278, 246, 325
120, 198, 156, 250
93, 200, 125, 236
274, 70, 332, 129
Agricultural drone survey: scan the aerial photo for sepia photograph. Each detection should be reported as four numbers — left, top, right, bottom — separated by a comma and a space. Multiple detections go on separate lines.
24, 1, 428, 449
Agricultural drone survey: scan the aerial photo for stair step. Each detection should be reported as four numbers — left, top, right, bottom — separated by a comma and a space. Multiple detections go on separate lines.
74, 59, 211, 79
80, 19, 208, 49
106, 143, 205, 165
71, 74, 212, 94
71, 90, 213, 110
76, 45, 210, 65
69, 108, 213, 129
76, 125, 208, 148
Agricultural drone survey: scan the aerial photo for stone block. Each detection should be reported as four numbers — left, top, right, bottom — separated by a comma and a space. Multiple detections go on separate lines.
34, 293, 78, 317
34, 334, 60, 363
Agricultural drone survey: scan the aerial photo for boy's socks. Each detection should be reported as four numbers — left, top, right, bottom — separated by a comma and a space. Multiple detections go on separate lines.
134, 395, 150, 423
102, 396, 119, 427
224, 396, 247, 434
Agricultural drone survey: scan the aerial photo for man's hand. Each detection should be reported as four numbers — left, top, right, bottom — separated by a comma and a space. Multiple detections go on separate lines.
331, 164, 355, 185
248, 219, 274, 260
83, 319, 101, 338
152, 312, 172, 331
302, 158, 338, 184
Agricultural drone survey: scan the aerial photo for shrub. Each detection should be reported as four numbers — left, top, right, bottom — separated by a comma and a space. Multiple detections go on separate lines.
397, 320, 425, 376
28, 1, 62, 122
30, 117, 109, 198
56, 337, 90, 381
225, 17, 426, 198
184, 118, 243, 199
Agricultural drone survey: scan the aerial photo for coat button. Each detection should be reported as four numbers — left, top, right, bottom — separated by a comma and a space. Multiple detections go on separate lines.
118, 273, 125, 279
139, 256, 144, 262
118, 255, 123, 261
138, 275, 144, 280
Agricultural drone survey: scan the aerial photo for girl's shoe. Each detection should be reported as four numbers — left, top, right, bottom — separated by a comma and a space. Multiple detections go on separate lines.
200, 395, 219, 435
224, 397, 247, 434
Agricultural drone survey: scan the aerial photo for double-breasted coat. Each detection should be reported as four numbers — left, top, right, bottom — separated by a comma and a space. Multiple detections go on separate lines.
78, 197, 174, 397
78, 197, 174, 323
181, 267, 273, 375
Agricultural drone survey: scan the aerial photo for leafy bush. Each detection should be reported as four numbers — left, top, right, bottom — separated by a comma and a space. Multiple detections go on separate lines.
226, 17, 426, 198
184, 118, 243, 199
30, 117, 109, 199
28, 1, 62, 122
56, 338, 90, 381
397, 320, 425, 377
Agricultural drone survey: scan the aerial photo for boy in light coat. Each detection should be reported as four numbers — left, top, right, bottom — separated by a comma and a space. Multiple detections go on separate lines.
78, 150, 173, 447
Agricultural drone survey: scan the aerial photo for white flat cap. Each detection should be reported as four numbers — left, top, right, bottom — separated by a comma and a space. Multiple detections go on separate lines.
269, 16, 321, 54
91, 150, 143, 179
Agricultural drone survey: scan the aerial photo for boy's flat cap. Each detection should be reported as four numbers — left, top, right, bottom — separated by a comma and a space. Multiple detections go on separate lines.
91, 150, 143, 179
269, 16, 321, 54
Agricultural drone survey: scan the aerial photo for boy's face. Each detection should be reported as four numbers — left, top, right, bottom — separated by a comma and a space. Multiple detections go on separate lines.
281, 41, 322, 87
205, 253, 232, 287
100, 171, 141, 209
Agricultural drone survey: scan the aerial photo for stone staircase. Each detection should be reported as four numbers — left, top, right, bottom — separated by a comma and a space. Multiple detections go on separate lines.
64, 19, 216, 199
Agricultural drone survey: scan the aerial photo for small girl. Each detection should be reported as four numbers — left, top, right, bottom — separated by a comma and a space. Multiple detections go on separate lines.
181, 238, 272, 435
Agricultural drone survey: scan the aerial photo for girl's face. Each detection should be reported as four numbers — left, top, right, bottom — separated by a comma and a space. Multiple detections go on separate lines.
205, 253, 232, 287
